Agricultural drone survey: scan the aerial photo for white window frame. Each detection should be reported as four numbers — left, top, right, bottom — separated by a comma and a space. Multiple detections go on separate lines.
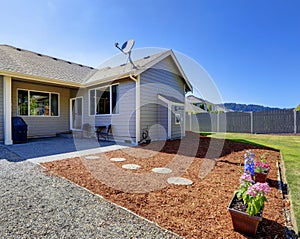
89, 84, 119, 116
175, 113, 181, 125
17, 88, 60, 117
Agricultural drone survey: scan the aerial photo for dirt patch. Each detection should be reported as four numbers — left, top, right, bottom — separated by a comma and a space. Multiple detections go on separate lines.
42, 133, 286, 238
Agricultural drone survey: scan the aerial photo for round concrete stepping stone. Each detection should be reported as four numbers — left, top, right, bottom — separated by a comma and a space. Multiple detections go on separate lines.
152, 167, 172, 174
110, 157, 126, 162
122, 164, 141, 170
85, 155, 100, 160
167, 177, 193, 185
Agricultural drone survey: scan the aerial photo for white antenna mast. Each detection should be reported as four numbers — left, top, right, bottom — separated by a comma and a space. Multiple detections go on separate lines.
115, 39, 137, 69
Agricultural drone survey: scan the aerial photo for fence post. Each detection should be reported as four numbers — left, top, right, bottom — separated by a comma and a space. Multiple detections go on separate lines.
250, 111, 253, 134
189, 113, 192, 131
217, 112, 220, 132
294, 110, 297, 134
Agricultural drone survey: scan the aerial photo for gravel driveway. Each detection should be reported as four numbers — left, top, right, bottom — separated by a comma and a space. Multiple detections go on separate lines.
0, 160, 182, 239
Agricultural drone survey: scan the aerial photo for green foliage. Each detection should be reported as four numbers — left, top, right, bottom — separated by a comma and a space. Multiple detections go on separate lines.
295, 104, 300, 111
243, 193, 267, 216
207, 104, 212, 112
199, 103, 205, 110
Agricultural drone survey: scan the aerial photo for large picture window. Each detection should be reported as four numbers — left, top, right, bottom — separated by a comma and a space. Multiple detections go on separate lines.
17, 89, 59, 116
89, 84, 119, 115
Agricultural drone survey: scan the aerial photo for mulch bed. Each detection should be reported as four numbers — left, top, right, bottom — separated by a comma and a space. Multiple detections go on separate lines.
42, 132, 286, 238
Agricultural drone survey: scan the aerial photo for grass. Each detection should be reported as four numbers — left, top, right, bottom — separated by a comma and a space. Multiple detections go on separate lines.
209, 132, 300, 234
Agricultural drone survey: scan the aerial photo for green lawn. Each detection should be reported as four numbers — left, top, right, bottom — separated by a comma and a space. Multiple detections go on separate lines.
210, 132, 300, 234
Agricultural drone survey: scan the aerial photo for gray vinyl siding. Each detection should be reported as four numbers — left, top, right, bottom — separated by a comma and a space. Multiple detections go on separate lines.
171, 106, 184, 138
0, 76, 3, 141
12, 80, 70, 138
157, 101, 168, 139
77, 78, 136, 143
140, 56, 185, 140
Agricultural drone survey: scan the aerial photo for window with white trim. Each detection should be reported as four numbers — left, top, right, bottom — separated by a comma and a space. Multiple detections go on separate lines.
17, 89, 59, 116
89, 85, 119, 115
175, 114, 181, 125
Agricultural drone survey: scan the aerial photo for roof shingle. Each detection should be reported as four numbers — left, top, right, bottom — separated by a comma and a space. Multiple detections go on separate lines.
0, 45, 97, 84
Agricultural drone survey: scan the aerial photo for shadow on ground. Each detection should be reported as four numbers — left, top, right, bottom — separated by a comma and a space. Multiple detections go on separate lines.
139, 132, 277, 160
0, 137, 116, 162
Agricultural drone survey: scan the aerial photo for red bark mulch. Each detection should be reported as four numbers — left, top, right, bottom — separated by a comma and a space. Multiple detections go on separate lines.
42, 132, 286, 238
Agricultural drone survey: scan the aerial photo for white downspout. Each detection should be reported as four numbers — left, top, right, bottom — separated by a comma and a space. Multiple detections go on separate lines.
4, 76, 13, 145
130, 74, 140, 144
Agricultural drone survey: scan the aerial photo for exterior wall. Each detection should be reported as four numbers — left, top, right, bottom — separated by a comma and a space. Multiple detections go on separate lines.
0, 76, 3, 141
140, 56, 186, 140
12, 80, 71, 138
171, 105, 184, 138
76, 78, 136, 143
157, 101, 168, 139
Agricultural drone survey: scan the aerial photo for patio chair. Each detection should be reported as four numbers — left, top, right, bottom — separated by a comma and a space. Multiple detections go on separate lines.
96, 124, 112, 141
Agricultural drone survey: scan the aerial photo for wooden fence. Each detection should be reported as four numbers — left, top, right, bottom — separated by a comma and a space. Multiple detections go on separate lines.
185, 109, 300, 134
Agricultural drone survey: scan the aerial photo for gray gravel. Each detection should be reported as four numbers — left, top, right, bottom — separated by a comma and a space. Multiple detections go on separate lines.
0, 160, 182, 239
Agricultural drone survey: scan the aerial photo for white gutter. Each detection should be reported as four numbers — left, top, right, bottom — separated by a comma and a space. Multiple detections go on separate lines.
129, 74, 140, 145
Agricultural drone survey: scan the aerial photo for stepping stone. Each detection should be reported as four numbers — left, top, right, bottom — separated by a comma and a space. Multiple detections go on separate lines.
122, 164, 141, 170
85, 155, 100, 160
152, 167, 172, 174
110, 157, 126, 162
167, 177, 193, 186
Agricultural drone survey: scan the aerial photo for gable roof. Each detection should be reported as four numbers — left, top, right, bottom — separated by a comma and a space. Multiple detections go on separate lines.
0, 45, 192, 91
85, 50, 192, 91
0, 44, 96, 86
185, 100, 207, 113
85, 51, 167, 85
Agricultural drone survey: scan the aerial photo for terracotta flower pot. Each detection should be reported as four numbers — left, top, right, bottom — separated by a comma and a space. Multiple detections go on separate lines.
254, 171, 268, 183
228, 194, 262, 236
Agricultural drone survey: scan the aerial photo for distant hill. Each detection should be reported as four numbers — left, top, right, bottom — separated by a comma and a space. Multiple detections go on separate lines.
219, 103, 283, 112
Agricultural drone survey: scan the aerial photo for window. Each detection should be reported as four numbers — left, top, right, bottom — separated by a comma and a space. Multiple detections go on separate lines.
175, 114, 181, 125
89, 84, 119, 115
17, 89, 59, 116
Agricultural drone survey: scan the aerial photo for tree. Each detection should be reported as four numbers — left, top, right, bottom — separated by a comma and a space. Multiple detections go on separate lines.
296, 104, 300, 111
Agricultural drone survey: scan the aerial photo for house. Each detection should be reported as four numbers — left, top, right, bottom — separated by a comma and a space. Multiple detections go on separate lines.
186, 95, 229, 112
0, 44, 192, 145
185, 100, 207, 114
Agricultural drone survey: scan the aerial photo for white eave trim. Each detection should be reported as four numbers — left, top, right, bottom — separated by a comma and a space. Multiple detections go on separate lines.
0, 70, 82, 88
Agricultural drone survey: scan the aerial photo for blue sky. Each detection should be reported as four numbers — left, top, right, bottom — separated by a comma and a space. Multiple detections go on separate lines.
1, 0, 299, 108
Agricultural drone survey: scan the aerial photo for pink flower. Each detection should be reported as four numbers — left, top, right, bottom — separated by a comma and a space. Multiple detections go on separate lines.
240, 173, 254, 184
254, 161, 262, 167
247, 182, 270, 197
261, 162, 270, 170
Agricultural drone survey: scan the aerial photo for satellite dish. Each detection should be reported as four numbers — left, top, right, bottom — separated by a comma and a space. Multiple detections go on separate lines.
115, 39, 137, 69
115, 39, 135, 54
121, 39, 135, 54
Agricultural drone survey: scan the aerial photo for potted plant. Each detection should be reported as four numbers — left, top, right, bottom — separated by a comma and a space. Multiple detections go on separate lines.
254, 154, 271, 183
228, 173, 271, 236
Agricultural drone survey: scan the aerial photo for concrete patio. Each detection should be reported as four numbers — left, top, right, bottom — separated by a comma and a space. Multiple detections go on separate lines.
0, 136, 130, 162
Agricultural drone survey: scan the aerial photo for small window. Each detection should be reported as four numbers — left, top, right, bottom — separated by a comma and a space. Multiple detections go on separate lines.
89, 84, 119, 115
89, 89, 95, 115
17, 89, 60, 117
18, 90, 28, 115
112, 85, 119, 114
51, 93, 59, 116
30, 91, 50, 116
96, 87, 110, 114
175, 114, 181, 125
